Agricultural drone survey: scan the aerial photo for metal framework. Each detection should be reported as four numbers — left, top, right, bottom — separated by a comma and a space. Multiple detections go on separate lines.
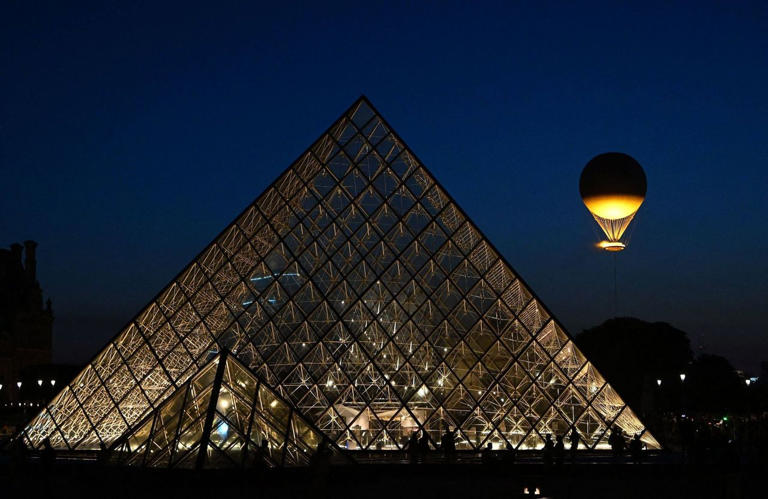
111, 351, 333, 468
22, 97, 659, 465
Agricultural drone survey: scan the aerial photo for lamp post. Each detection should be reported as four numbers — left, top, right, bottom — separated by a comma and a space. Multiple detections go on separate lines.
656, 379, 662, 387
679, 374, 686, 414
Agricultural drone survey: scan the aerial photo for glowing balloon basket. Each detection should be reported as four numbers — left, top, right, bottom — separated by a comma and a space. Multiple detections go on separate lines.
597, 241, 626, 252
579, 152, 646, 251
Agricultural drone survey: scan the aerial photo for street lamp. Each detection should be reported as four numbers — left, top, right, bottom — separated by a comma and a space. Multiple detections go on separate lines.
679, 373, 686, 382
656, 379, 662, 387
16, 381, 22, 389
50, 379, 56, 387
746, 379, 751, 386
37, 379, 43, 387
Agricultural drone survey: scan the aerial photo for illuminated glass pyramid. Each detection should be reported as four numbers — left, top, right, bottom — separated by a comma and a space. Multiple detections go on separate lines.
22, 97, 659, 462
111, 352, 331, 468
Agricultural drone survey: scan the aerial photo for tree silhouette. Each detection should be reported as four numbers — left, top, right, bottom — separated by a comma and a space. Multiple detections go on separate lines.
687, 354, 744, 414
575, 318, 693, 411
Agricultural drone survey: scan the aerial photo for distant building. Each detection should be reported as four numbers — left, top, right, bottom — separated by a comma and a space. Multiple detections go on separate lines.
0, 241, 53, 403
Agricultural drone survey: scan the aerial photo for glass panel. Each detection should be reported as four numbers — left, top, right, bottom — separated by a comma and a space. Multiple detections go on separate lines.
257, 384, 290, 433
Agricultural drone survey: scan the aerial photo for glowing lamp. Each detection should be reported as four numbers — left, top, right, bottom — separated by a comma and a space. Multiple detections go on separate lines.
597, 241, 626, 252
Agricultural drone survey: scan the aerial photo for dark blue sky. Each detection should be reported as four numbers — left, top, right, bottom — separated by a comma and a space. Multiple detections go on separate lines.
2, 2, 766, 372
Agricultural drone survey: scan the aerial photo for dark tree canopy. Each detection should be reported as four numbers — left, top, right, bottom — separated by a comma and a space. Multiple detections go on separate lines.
687, 354, 744, 413
575, 318, 693, 410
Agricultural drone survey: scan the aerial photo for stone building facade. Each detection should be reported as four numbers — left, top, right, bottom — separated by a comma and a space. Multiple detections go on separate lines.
0, 241, 53, 402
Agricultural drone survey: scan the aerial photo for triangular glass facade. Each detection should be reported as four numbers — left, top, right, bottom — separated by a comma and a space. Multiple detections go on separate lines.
22, 97, 659, 457
111, 352, 328, 468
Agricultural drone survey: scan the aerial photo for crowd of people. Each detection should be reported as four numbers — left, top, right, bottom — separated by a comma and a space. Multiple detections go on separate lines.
645, 412, 768, 468
400, 426, 648, 465
7, 415, 768, 470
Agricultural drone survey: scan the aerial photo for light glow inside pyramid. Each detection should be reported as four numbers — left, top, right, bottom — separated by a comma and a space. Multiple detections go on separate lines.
22, 97, 659, 461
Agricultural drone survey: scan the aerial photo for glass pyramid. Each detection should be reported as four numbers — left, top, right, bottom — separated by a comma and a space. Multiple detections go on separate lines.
111, 351, 329, 468
21, 97, 659, 458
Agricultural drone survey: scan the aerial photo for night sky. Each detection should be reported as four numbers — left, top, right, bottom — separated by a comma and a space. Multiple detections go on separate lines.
2, 2, 766, 372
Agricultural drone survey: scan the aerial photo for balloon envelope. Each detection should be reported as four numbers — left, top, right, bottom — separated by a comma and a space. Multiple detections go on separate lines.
579, 153, 646, 220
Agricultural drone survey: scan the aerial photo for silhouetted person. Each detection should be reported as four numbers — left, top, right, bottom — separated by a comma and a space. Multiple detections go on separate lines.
543, 434, 554, 466
629, 433, 644, 464
711, 427, 729, 467
693, 424, 711, 466
482, 442, 494, 464
609, 428, 625, 462
98, 441, 111, 466
311, 437, 330, 466
441, 428, 456, 462
10, 436, 28, 473
554, 434, 565, 466
41, 437, 56, 470
407, 430, 420, 464
570, 428, 580, 463
257, 439, 270, 465
419, 430, 430, 461
679, 418, 695, 463
310, 437, 331, 497
504, 442, 517, 465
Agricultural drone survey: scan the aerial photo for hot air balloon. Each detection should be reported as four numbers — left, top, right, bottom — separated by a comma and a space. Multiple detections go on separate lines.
579, 152, 646, 251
